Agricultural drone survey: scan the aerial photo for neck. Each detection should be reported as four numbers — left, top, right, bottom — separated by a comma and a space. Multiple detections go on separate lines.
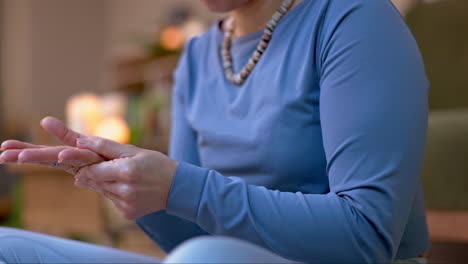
229, 0, 299, 37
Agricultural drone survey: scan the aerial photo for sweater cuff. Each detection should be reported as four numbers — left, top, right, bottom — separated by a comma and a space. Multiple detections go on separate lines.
166, 162, 209, 222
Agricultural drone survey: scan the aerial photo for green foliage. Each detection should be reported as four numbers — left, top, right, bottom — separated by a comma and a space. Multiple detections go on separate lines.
65, 234, 96, 244
144, 42, 180, 61
127, 94, 145, 146
2, 180, 23, 228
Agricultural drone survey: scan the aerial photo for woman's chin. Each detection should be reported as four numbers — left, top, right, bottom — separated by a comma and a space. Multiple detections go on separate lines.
201, 0, 251, 13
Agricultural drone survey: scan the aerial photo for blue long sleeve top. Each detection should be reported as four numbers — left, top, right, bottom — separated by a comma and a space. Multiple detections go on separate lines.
136, 0, 430, 262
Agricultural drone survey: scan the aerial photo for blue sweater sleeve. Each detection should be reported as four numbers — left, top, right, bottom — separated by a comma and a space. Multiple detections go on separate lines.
136, 44, 209, 253
167, 1, 428, 262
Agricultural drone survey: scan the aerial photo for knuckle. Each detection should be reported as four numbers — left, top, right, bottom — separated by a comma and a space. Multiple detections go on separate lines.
64, 130, 76, 145
119, 166, 132, 182
120, 165, 131, 176
123, 163, 140, 183
95, 139, 107, 151
120, 187, 136, 202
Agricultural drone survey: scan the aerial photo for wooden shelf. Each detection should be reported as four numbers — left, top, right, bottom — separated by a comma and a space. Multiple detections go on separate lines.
113, 55, 180, 93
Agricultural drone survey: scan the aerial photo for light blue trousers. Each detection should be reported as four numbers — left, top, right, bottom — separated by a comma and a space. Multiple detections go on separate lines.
0, 227, 294, 263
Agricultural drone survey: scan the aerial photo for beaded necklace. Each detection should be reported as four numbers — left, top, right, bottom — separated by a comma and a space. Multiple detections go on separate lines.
221, 0, 296, 86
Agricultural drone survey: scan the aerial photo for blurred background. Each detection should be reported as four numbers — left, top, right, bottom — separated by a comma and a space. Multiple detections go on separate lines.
0, 0, 467, 262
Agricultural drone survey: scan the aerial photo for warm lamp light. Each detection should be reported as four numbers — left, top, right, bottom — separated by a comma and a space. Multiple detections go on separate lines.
160, 26, 185, 51
66, 93, 102, 135
66, 92, 130, 143
95, 117, 130, 144
101, 93, 127, 118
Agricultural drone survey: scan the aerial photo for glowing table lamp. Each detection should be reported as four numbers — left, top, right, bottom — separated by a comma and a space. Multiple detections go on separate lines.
66, 93, 102, 135
66, 92, 130, 144
95, 117, 130, 145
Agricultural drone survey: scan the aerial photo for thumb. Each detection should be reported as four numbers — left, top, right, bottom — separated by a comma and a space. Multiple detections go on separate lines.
77, 136, 135, 159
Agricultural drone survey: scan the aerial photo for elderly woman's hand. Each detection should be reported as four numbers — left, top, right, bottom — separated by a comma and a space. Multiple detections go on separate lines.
73, 136, 178, 219
0, 117, 179, 220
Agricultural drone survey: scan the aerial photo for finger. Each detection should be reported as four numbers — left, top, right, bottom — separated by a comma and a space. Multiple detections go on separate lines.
102, 190, 129, 213
75, 179, 112, 189
76, 160, 129, 182
40, 116, 84, 146
1, 140, 45, 151
86, 181, 128, 209
83, 179, 131, 216
101, 182, 134, 201
0, 149, 56, 166
0, 149, 23, 163
0, 148, 81, 173
77, 136, 134, 160
0, 149, 53, 166
86, 180, 108, 197
58, 148, 105, 167
17, 147, 70, 164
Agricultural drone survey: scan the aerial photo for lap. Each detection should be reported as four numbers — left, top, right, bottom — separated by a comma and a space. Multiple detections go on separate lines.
0, 227, 160, 263
0, 227, 426, 263
0, 227, 294, 264
165, 236, 297, 264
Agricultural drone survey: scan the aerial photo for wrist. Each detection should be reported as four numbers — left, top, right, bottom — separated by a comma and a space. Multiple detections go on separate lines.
166, 162, 209, 222
160, 153, 179, 209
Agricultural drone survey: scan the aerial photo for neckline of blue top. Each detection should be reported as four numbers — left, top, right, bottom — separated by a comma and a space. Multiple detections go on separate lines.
214, 0, 310, 46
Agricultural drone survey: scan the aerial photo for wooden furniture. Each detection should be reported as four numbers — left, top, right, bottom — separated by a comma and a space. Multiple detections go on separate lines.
426, 210, 468, 242
114, 55, 179, 93
407, 3, 468, 261
8, 164, 108, 243
421, 109, 468, 262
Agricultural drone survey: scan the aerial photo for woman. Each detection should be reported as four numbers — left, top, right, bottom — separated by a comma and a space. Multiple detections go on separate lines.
0, 0, 430, 263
